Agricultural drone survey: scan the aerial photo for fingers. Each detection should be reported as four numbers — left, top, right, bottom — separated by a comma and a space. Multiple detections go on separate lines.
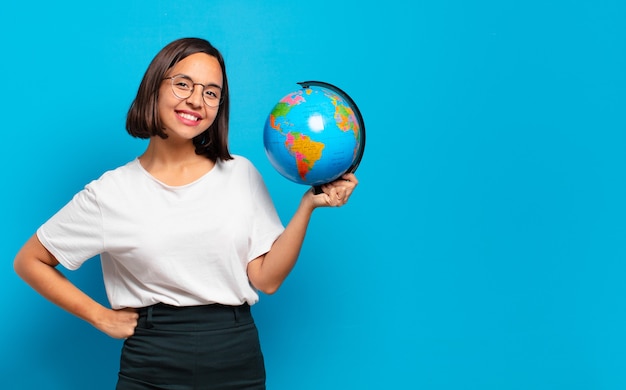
341, 172, 359, 186
119, 308, 139, 336
330, 173, 358, 202
315, 173, 358, 207
321, 186, 344, 207
100, 307, 139, 339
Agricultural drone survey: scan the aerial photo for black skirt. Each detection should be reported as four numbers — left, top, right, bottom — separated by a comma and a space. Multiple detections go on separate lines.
116, 303, 266, 390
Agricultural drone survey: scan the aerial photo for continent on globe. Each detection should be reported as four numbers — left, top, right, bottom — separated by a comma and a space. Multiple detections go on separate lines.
284, 132, 325, 181
331, 95, 360, 140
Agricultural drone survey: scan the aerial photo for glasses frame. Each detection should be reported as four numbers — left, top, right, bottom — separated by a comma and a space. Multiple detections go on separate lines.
163, 75, 224, 108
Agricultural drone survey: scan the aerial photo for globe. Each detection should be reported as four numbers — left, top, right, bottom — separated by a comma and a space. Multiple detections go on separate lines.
263, 81, 364, 187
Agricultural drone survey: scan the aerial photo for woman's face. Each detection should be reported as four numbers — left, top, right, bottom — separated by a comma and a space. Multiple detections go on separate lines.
157, 52, 223, 142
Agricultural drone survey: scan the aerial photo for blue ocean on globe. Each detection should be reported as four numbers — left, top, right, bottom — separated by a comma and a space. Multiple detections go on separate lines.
263, 85, 361, 186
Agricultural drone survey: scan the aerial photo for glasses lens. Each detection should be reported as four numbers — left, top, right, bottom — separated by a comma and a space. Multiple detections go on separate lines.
203, 86, 222, 107
171, 76, 193, 99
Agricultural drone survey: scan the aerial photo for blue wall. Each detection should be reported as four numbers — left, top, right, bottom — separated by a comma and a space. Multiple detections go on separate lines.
2, 1, 626, 389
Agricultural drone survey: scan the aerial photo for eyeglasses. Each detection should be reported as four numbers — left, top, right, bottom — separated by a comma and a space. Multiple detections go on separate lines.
164, 75, 223, 107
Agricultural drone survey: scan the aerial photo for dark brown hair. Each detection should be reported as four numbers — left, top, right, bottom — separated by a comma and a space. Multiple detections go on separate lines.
126, 38, 232, 161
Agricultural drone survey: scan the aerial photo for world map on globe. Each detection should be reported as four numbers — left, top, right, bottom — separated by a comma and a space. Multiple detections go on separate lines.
263, 84, 362, 186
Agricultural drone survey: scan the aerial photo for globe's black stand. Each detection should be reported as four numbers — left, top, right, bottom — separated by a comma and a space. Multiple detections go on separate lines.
297, 81, 366, 197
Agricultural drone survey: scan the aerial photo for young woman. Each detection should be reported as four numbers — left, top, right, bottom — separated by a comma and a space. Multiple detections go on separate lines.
13, 37, 357, 389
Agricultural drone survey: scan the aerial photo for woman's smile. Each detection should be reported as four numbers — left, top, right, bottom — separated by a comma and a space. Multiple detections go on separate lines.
176, 110, 203, 125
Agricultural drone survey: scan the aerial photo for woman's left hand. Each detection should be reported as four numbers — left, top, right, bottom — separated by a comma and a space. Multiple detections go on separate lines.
311, 173, 358, 208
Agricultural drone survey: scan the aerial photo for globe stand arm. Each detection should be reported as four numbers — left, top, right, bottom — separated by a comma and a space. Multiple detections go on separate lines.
298, 80, 366, 197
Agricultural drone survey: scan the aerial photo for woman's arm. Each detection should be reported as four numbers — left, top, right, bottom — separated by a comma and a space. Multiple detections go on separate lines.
247, 173, 358, 294
13, 234, 138, 339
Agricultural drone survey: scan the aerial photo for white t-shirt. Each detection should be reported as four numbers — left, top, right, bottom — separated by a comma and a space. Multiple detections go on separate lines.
37, 156, 285, 309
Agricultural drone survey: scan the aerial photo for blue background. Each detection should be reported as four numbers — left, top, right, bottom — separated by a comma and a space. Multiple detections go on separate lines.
1, 1, 625, 389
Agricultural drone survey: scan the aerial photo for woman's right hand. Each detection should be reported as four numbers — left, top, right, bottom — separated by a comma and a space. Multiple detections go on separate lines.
93, 307, 139, 339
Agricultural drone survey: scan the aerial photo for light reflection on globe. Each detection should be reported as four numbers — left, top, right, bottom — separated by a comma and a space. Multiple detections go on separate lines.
263, 84, 362, 186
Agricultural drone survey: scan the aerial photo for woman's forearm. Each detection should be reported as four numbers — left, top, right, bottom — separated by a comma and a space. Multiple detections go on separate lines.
14, 235, 108, 329
14, 235, 138, 339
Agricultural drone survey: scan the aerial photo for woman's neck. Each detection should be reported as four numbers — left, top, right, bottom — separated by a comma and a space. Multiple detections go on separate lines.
138, 137, 215, 186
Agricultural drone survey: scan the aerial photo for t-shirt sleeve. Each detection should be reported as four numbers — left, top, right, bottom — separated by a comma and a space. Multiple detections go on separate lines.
246, 164, 285, 262
37, 184, 104, 271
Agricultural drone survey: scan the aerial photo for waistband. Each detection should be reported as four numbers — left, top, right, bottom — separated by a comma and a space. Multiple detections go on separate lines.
136, 302, 252, 331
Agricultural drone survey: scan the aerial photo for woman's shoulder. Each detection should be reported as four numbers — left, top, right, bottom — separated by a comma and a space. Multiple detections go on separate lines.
217, 155, 264, 182
99, 158, 141, 178
86, 158, 143, 189
222, 154, 252, 165
218, 155, 257, 172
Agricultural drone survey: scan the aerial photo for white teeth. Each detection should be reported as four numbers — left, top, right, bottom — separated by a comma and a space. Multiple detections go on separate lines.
178, 112, 200, 121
